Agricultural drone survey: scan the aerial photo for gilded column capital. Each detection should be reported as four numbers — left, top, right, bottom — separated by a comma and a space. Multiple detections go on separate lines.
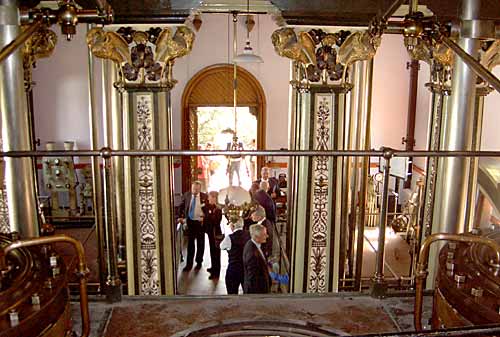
86, 26, 195, 89
272, 27, 354, 86
22, 27, 57, 90
480, 40, 500, 71
337, 30, 381, 82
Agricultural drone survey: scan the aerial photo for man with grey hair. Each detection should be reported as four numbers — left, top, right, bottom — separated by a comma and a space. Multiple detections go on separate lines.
220, 217, 250, 294
250, 205, 273, 259
243, 223, 271, 294
254, 166, 279, 199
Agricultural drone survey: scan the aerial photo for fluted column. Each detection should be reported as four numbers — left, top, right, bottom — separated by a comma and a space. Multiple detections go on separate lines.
0, 1, 38, 237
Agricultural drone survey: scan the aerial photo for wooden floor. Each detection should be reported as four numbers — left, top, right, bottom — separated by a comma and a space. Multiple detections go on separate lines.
54, 223, 412, 295
176, 226, 412, 295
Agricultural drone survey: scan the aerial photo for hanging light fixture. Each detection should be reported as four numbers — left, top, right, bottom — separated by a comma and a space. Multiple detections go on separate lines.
233, 0, 264, 63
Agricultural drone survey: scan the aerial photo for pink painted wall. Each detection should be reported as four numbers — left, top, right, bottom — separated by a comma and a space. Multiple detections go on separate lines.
171, 13, 290, 151
371, 34, 410, 150
482, 67, 500, 150
30, 21, 500, 157
32, 25, 104, 151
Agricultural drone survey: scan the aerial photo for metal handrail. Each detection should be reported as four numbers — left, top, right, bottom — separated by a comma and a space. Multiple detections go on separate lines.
1, 148, 500, 158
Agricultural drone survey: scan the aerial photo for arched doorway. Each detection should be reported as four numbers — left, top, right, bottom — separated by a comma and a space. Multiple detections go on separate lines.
181, 64, 267, 192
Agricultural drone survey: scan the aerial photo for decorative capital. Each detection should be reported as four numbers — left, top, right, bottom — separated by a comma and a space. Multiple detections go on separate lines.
271, 28, 316, 67
272, 27, 352, 85
22, 27, 57, 89
480, 40, 500, 71
337, 30, 381, 71
86, 26, 195, 88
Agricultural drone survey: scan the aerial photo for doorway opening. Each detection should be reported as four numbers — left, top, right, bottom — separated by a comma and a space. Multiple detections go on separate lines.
179, 64, 267, 295
181, 64, 266, 192
196, 106, 257, 192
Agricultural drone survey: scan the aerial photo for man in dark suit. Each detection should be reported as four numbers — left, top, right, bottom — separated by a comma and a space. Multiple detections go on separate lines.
202, 191, 223, 279
250, 206, 273, 259
178, 181, 208, 271
253, 181, 276, 224
243, 223, 271, 294
254, 166, 279, 199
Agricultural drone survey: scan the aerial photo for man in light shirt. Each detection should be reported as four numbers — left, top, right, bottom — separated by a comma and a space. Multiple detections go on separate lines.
243, 223, 271, 294
178, 181, 208, 272
220, 217, 250, 294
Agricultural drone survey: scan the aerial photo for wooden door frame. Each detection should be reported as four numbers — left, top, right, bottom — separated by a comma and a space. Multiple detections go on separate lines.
181, 64, 267, 192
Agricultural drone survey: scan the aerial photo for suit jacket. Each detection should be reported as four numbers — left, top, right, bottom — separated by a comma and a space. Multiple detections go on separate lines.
202, 203, 222, 236
178, 191, 208, 220
260, 219, 274, 258
253, 190, 276, 223
243, 240, 271, 294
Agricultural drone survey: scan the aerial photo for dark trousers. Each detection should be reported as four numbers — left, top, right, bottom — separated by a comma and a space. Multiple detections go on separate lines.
186, 219, 204, 266
225, 268, 243, 294
207, 230, 221, 275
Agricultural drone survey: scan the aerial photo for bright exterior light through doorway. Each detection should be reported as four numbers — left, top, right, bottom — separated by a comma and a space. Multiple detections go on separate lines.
196, 106, 257, 192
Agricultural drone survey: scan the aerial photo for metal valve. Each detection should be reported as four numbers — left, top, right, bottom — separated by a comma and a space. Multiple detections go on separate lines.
9, 309, 19, 327
471, 287, 484, 298
454, 273, 466, 283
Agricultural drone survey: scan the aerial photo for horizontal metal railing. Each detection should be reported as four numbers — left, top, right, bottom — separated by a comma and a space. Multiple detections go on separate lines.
1, 148, 500, 158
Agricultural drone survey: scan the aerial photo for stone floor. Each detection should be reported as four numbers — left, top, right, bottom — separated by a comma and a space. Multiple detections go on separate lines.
70, 294, 433, 337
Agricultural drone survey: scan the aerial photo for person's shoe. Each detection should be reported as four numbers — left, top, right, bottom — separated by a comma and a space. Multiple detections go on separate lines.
182, 265, 192, 272
208, 274, 219, 280
207, 267, 213, 273
194, 263, 202, 270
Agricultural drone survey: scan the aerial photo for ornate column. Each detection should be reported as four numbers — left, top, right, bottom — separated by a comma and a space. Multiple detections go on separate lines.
272, 27, 376, 292
87, 26, 195, 295
0, 1, 43, 237
404, 36, 454, 286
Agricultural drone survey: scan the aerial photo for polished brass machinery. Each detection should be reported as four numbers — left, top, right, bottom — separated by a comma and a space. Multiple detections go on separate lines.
0, 233, 89, 337
414, 230, 500, 331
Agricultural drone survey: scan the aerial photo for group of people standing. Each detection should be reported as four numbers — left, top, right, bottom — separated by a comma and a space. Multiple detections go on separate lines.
178, 166, 283, 294
197, 138, 257, 191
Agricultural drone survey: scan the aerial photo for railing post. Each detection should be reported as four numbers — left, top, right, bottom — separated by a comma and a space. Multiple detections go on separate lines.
371, 147, 393, 298
101, 147, 122, 302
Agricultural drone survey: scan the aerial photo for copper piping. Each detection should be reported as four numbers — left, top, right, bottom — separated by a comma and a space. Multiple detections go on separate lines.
0, 17, 43, 64
0, 234, 90, 337
414, 233, 500, 331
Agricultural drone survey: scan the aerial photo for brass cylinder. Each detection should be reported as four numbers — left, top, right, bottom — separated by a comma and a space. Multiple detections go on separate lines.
0, 234, 90, 337
414, 232, 500, 331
